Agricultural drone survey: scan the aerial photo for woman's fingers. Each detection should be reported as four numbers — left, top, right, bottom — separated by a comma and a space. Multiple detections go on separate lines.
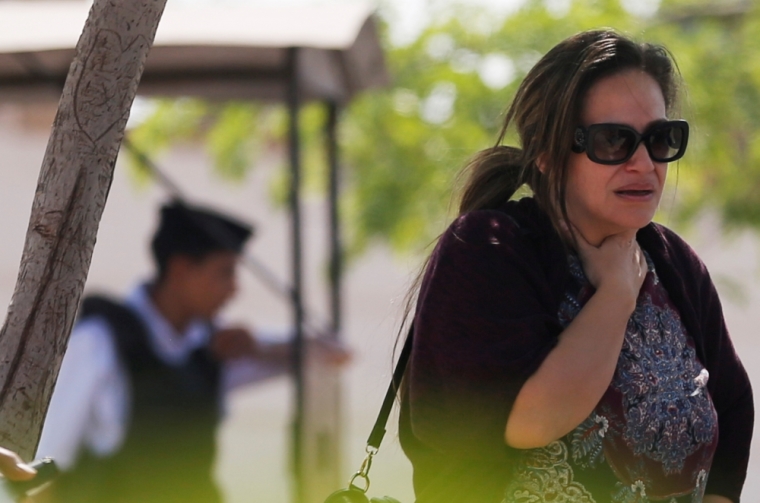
568, 224, 647, 302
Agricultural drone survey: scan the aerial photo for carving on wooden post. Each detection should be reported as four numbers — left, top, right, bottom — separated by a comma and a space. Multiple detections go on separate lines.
0, 0, 167, 459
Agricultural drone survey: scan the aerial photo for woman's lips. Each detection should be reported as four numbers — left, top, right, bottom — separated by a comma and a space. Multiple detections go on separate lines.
614, 188, 655, 199
615, 189, 653, 195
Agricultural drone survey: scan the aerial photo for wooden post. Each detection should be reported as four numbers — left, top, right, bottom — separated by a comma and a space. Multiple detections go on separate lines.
0, 0, 166, 459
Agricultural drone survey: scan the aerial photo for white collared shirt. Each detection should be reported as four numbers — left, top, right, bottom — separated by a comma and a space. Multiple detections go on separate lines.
36, 283, 288, 470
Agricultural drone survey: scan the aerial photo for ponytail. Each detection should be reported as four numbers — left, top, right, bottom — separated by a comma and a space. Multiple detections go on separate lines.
458, 145, 527, 214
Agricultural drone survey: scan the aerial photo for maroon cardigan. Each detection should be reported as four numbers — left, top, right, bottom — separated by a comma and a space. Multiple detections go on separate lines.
399, 197, 753, 503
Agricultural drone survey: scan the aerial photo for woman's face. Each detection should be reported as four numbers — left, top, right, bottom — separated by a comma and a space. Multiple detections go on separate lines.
564, 69, 668, 245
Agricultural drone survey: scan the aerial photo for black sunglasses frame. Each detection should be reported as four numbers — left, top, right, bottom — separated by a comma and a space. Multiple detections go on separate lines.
572, 119, 689, 165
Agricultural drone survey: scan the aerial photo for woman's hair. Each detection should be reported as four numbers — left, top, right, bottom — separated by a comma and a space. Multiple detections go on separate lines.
458, 29, 682, 232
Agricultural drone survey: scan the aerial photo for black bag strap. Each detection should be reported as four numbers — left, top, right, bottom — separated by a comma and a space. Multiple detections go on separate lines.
366, 325, 414, 449
343, 326, 413, 495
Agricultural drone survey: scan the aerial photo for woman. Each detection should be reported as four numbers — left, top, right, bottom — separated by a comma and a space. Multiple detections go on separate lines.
399, 30, 753, 503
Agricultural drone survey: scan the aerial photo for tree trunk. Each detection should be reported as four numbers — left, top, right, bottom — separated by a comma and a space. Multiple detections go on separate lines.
0, 0, 166, 459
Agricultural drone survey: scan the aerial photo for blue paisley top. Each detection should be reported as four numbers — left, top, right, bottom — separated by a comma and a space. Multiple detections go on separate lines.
504, 253, 719, 503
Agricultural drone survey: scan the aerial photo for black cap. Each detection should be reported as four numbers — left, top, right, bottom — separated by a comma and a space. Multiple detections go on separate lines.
151, 200, 254, 272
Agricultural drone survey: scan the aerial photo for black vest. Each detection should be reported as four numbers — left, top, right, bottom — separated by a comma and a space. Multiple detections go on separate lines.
55, 295, 223, 503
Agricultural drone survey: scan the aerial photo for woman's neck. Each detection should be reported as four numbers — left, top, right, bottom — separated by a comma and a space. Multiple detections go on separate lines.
562, 212, 639, 248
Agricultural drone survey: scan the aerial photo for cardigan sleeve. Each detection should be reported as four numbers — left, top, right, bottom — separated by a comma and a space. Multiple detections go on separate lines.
648, 225, 754, 502
694, 257, 754, 501
407, 209, 563, 461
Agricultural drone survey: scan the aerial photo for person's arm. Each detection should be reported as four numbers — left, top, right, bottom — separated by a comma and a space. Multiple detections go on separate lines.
687, 245, 753, 502
0, 448, 35, 482
211, 327, 349, 365
214, 327, 350, 391
407, 208, 566, 460
209, 327, 259, 362
640, 224, 753, 502
35, 318, 122, 471
215, 327, 289, 391
505, 230, 647, 448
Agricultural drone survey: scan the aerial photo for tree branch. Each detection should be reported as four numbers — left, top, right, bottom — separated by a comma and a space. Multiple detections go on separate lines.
0, 0, 167, 459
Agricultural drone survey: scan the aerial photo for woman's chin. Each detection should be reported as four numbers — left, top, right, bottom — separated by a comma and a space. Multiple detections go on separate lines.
611, 210, 658, 234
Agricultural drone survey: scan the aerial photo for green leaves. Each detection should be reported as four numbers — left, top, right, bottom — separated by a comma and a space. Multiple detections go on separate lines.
647, 1, 760, 229
128, 0, 760, 258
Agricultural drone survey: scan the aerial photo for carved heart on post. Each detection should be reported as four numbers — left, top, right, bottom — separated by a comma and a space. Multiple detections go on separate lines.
73, 29, 149, 144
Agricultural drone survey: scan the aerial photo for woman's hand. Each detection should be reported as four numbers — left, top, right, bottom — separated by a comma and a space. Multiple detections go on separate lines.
574, 228, 647, 311
505, 227, 647, 449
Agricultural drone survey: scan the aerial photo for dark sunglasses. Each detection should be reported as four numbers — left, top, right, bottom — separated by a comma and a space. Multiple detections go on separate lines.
571, 119, 689, 165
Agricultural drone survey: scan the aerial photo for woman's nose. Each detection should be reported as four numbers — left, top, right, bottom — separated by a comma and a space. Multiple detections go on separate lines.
625, 142, 656, 172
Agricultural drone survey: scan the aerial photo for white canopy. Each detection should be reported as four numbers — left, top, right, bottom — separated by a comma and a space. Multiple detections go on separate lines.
0, 1, 389, 103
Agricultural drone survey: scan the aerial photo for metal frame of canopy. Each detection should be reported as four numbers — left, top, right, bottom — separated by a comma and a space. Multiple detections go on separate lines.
0, 2, 389, 502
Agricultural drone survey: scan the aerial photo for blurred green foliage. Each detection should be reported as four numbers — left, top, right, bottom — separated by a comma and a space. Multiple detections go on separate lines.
128, 0, 760, 258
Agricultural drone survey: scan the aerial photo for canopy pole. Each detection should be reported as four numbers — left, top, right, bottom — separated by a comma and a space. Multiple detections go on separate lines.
326, 100, 342, 337
286, 46, 306, 503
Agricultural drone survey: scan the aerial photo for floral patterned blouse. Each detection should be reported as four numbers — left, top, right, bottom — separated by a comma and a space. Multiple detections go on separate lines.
504, 253, 719, 503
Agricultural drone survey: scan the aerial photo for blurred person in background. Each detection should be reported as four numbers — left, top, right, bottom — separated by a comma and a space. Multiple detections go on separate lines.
34, 200, 346, 503
400, 29, 753, 503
